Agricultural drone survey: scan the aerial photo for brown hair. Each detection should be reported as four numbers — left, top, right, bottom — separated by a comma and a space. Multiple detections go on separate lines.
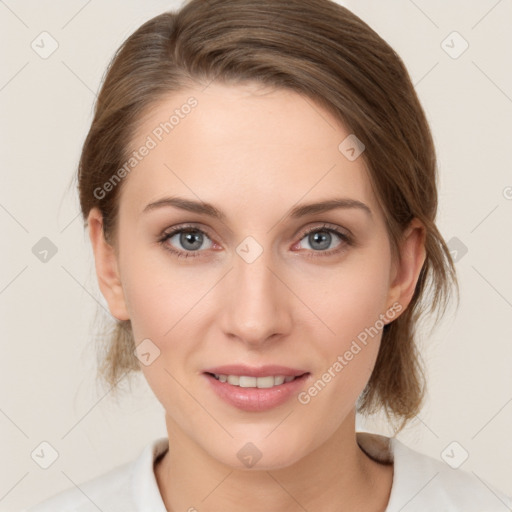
77, 0, 458, 431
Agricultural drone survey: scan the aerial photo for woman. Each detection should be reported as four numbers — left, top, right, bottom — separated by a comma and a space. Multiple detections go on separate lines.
25, 0, 512, 510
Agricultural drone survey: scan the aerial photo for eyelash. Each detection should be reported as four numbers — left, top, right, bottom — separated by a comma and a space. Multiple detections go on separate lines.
157, 223, 353, 259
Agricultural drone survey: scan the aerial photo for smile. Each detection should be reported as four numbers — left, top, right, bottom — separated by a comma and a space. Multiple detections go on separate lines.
210, 373, 298, 388
203, 371, 311, 412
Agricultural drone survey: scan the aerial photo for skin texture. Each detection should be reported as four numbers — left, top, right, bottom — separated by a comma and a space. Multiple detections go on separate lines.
88, 82, 426, 511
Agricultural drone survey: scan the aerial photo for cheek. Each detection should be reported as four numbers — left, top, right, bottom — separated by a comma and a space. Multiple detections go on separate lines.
120, 250, 203, 413
296, 241, 392, 352
293, 242, 392, 404
119, 245, 212, 389
120, 243, 204, 340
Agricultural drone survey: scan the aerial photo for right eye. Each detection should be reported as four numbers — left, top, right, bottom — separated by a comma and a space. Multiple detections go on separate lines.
158, 225, 215, 258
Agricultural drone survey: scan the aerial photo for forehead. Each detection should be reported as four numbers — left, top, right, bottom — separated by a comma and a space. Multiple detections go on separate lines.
119, 82, 381, 224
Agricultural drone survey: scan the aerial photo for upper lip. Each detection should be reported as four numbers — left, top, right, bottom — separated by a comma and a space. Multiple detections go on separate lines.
203, 365, 308, 378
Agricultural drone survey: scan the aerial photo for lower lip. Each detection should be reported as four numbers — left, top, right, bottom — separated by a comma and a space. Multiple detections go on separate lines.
203, 373, 310, 412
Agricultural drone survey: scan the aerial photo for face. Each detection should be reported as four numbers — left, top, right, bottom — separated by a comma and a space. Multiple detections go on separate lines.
91, 82, 416, 470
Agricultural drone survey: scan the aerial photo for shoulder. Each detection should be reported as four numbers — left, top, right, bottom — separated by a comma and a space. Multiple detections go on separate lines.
22, 461, 133, 512
23, 437, 169, 512
387, 435, 512, 511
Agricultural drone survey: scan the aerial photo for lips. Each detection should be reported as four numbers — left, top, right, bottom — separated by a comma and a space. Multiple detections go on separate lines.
202, 364, 310, 412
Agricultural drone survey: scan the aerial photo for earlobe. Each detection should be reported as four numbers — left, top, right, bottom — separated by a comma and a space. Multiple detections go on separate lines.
87, 207, 130, 321
385, 218, 427, 319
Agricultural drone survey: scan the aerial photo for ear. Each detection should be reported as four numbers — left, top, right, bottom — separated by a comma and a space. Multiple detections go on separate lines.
87, 207, 130, 321
385, 218, 426, 319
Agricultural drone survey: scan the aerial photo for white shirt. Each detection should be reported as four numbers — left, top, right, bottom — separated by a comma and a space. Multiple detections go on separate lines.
24, 432, 512, 511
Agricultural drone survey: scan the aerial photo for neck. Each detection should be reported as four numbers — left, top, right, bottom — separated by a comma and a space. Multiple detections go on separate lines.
154, 410, 393, 512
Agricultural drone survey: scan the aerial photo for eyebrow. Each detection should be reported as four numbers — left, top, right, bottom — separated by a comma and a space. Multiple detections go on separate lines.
142, 196, 372, 220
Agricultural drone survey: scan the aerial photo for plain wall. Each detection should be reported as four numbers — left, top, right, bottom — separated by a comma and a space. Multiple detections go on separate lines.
1, 1, 511, 510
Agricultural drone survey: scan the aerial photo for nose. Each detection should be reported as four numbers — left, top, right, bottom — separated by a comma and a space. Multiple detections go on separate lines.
218, 246, 293, 348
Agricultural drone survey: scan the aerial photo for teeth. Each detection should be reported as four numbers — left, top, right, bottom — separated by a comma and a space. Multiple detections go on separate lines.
213, 374, 298, 388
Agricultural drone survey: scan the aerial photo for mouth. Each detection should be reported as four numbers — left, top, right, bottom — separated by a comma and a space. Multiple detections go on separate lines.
205, 372, 308, 389
202, 366, 311, 412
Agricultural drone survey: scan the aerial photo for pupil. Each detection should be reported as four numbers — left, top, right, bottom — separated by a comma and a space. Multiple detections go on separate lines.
181, 231, 202, 251
310, 231, 330, 250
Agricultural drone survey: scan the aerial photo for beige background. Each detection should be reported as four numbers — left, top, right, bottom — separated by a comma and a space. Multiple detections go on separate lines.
1, 0, 511, 510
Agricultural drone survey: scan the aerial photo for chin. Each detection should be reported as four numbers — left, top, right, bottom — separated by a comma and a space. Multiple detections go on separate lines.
204, 427, 315, 471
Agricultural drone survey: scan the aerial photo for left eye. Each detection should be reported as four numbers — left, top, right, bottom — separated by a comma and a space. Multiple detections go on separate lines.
295, 227, 348, 253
